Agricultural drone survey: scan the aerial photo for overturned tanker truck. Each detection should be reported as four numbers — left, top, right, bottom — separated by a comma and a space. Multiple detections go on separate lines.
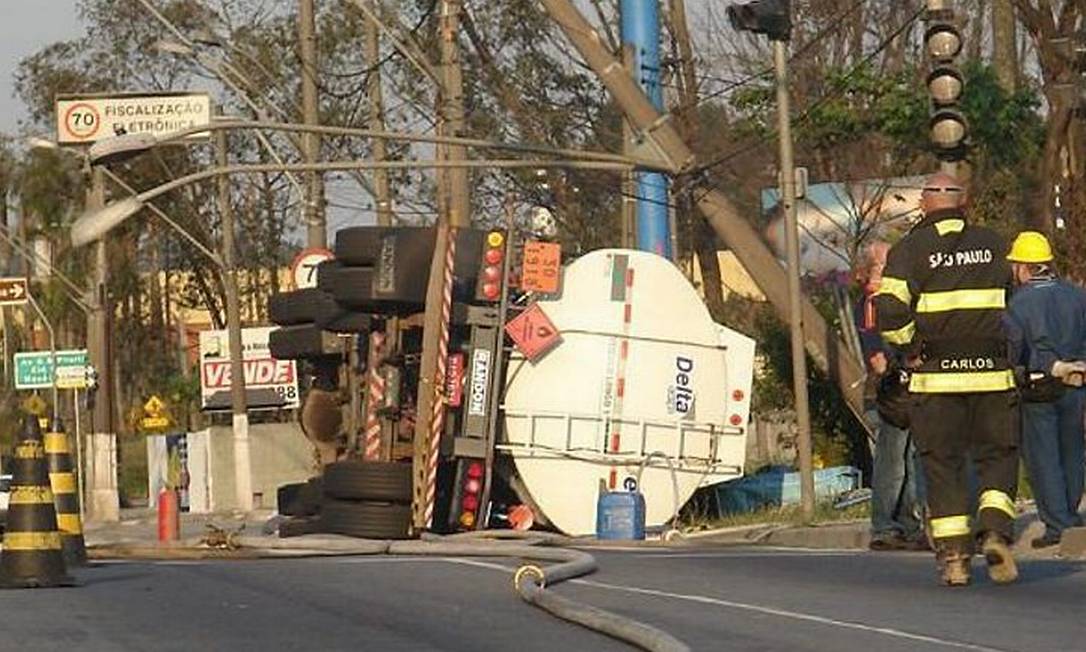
269, 226, 754, 538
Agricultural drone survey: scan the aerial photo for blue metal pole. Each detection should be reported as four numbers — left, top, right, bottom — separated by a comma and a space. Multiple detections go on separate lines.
620, 0, 672, 259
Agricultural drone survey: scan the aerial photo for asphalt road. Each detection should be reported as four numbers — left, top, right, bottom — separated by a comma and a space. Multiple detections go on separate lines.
1, 547, 1083, 651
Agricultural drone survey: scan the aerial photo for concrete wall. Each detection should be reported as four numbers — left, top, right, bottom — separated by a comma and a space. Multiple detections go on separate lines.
207, 422, 315, 512
146, 423, 315, 513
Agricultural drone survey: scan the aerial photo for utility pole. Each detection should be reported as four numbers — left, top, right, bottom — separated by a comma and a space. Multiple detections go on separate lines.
439, 0, 471, 227
216, 128, 253, 512
365, 3, 394, 227
85, 166, 119, 522
412, 0, 471, 530
620, 0, 672, 259
299, 0, 326, 247
772, 39, 815, 521
991, 1, 1018, 93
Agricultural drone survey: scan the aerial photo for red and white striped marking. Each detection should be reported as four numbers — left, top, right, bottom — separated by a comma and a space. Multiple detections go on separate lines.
608, 266, 635, 489
363, 331, 387, 461
425, 226, 458, 528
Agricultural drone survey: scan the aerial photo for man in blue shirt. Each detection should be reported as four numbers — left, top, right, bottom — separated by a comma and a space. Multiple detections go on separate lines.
855, 242, 925, 550
1004, 231, 1086, 548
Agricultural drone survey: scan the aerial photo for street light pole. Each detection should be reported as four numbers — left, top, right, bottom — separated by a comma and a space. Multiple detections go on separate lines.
772, 39, 816, 522
85, 165, 119, 522
215, 128, 253, 512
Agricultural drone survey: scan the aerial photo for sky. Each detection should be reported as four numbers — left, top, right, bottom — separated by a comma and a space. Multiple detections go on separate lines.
0, 1, 84, 137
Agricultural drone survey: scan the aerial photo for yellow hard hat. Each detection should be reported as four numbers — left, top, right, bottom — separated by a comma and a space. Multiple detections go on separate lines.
1007, 231, 1053, 263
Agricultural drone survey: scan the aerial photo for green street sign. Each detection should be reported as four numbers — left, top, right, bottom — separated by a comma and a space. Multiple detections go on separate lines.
14, 350, 89, 390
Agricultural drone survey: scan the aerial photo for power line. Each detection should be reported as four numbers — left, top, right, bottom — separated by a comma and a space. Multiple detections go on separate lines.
687, 4, 925, 185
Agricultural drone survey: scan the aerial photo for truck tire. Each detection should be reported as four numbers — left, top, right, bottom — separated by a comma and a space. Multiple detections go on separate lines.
318, 311, 373, 334
323, 461, 413, 503
270, 324, 344, 360
335, 227, 437, 267
278, 477, 323, 517
313, 298, 373, 334
320, 499, 412, 539
322, 265, 425, 312
269, 289, 335, 326
279, 516, 319, 538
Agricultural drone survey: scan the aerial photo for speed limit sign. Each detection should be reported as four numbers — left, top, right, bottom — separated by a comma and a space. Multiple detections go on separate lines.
290, 248, 335, 290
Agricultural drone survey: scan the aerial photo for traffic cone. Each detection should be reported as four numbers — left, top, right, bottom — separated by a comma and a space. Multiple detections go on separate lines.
0, 414, 75, 588
44, 419, 88, 567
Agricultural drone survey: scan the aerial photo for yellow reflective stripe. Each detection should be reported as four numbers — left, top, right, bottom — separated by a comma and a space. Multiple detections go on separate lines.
9, 486, 55, 505
49, 473, 77, 495
57, 513, 83, 535
978, 490, 1016, 519
876, 276, 912, 305
14, 441, 44, 459
882, 321, 916, 345
930, 515, 971, 539
44, 433, 70, 454
910, 370, 1015, 393
2, 532, 62, 550
916, 289, 1006, 313
935, 219, 965, 236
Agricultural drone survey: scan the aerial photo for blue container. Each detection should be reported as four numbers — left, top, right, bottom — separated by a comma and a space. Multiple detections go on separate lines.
596, 491, 646, 540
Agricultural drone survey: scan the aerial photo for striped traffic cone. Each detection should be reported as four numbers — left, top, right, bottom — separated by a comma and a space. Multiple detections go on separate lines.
45, 420, 87, 567
0, 414, 75, 588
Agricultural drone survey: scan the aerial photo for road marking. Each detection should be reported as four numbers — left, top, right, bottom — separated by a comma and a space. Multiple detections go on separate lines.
621, 551, 862, 559
443, 559, 1011, 652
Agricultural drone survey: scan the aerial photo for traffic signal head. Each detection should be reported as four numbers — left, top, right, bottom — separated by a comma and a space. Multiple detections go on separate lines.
924, 9, 966, 160
727, 0, 792, 42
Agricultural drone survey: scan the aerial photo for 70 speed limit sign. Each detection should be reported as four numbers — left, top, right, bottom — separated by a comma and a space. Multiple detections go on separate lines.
290, 248, 335, 291
55, 92, 211, 145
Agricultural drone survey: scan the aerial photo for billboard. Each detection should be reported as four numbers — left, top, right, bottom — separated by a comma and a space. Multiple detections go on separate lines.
199, 327, 300, 411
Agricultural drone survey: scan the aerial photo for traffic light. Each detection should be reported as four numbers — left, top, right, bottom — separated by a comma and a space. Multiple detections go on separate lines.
727, 0, 791, 42
925, 9, 967, 159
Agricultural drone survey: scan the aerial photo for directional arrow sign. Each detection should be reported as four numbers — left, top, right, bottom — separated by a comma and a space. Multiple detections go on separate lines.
0, 277, 29, 306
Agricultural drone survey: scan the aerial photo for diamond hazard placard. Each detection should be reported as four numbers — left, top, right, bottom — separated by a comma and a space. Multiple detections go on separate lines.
505, 303, 561, 361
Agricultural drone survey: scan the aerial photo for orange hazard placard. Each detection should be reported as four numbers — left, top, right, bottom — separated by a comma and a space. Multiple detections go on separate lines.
505, 303, 561, 361
520, 240, 561, 294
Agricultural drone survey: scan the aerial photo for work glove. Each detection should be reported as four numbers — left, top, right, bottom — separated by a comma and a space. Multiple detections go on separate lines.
1051, 360, 1086, 387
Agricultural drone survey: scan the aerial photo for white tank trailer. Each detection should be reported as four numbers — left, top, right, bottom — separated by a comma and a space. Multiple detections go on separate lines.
501, 250, 755, 536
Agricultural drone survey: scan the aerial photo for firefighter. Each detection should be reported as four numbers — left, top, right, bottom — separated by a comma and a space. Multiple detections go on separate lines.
875, 171, 1019, 587
1004, 231, 1086, 549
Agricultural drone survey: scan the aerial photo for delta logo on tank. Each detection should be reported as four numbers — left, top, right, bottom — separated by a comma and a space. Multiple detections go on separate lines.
198, 327, 300, 411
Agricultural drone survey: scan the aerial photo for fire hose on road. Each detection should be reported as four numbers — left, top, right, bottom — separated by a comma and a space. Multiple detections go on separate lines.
91, 531, 690, 652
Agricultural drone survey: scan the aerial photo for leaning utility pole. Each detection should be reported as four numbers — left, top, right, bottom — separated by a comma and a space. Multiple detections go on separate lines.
538, 0, 867, 421
299, 0, 326, 247
365, 3, 394, 227
216, 128, 254, 512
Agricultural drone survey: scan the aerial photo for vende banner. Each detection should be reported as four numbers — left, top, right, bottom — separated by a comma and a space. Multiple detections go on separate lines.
199, 327, 300, 411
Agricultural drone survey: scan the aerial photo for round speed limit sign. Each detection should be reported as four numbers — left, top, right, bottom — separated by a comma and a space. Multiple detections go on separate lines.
290, 248, 335, 291
63, 102, 102, 141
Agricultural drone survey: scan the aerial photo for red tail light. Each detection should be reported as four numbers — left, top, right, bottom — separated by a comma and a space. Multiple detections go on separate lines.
475, 231, 506, 303
456, 459, 486, 531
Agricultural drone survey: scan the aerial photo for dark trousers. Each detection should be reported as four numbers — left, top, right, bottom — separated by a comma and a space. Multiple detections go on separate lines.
1022, 389, 1086, 539
912, 391, 1019, 552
